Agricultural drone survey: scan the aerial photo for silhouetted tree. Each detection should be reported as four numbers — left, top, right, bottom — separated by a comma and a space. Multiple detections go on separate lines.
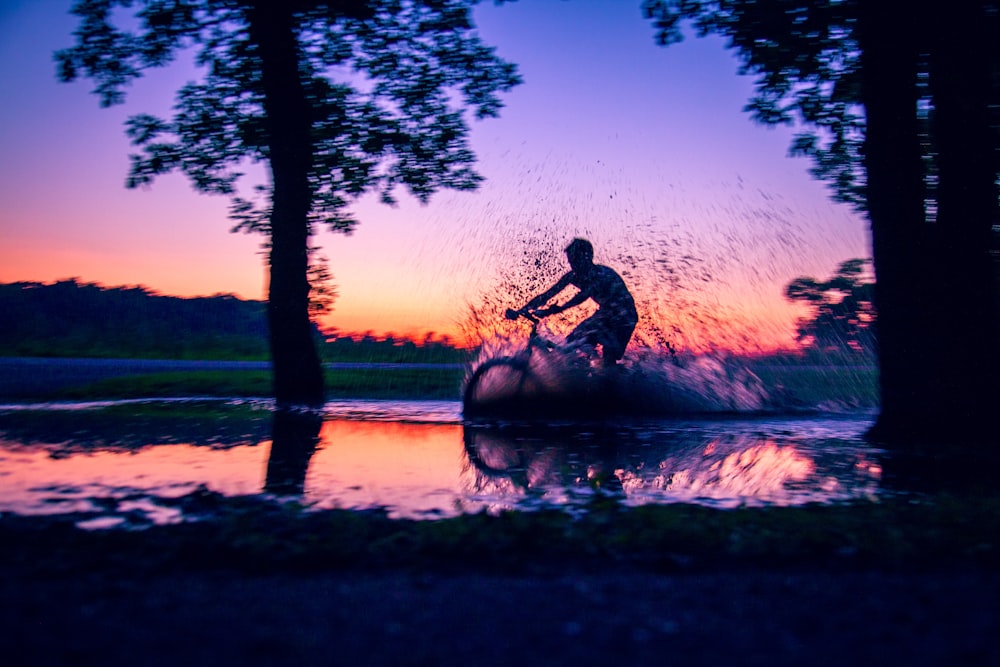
785, 259, 875, 359
57, 0, 520, 407
643, 0, 1000, 445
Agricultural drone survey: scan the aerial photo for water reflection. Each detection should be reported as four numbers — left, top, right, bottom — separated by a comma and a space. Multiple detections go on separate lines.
0, 400, 885, 525
302, 419, 465, 517
462, 421, 881, 512
0, 399, 271, 453
264, 410, 322, 495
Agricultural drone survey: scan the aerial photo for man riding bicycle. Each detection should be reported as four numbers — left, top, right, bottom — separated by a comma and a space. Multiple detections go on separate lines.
510, 238, 638, 367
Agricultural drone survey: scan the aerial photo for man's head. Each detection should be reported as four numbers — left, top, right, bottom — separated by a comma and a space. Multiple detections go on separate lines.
565, 238, 594, 272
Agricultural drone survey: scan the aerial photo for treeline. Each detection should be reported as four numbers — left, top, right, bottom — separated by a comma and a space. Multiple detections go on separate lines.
323, 332, 466, 364
0, 279, 269, 359
0, 280, 467, 362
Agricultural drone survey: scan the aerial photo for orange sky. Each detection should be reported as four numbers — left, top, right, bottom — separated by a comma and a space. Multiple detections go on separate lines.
0, 0, 871, 354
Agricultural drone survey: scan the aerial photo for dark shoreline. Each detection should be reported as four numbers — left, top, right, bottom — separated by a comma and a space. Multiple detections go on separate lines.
3, 496, 999, 665
3, 502, 999, 666
5, 567, 997, 666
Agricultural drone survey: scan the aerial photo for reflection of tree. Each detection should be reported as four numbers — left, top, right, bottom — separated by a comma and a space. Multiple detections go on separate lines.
879, 450, 998, 499
57, 1, 520, 407
785, 259, 875, 360
264, 410, 323, 496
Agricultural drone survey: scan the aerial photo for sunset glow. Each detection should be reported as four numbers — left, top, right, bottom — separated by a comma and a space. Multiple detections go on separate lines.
0, 0, 870, 352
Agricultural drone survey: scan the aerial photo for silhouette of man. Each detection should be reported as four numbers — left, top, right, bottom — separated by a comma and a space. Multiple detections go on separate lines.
512, 238, 638, 366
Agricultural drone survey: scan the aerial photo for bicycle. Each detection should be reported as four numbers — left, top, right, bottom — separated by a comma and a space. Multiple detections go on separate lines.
462, 422, 626, 494
462, 309, 597, 420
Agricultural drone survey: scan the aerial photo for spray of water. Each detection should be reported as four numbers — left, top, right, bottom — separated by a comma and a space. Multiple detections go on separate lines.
398, 148, 869, 416
456, 217, 790, 416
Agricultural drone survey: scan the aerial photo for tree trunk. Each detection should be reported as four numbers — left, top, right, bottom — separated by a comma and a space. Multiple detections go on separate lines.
923, 2, 1000, 444
247, 1, 325, 407
863, 1, 1000, 447
858, 1, 934, 444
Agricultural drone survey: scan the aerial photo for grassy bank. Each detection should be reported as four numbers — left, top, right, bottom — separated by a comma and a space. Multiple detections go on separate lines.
49, 366, 466, 401
1, 491, 996, 575
747, 363, 879, 408
27, 362, 878, 405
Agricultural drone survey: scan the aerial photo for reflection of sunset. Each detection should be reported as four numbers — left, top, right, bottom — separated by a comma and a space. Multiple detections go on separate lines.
627, 441, 816, 505
0, 442, 268, 517
303, 421, 465, 517
0, 411, 883, 521
0, 423, 471, 520
466, 430, 880, 510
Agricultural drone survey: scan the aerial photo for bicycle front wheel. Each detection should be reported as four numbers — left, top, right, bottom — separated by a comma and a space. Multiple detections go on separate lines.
463, 357, 536, 417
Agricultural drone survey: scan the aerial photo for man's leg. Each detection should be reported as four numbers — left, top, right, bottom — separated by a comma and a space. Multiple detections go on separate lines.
601, 318, 637, 366
566, 314, 602, 354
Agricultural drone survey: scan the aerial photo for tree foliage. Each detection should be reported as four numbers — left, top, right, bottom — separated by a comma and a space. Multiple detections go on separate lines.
56, 0, 520, 406
56, 0, 521, 234
0, 279, 466, 362
785, 258, 875, 358
643, 0, 867, 208
643, 0, 999, 216
643, 0, 1000, 443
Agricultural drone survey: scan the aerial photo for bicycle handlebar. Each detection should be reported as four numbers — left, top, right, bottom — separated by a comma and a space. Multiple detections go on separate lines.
505, 308, 539, 324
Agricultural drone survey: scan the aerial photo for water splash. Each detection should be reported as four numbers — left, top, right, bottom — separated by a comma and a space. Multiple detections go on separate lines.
619, 351, 774, 413
453, 188, 879, 419
463, 340, 777, 420
450, 196, 805, 420
433, 161, 850, 356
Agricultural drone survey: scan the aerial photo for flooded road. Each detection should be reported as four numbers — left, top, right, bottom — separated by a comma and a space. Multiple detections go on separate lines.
0, 399, 884, 527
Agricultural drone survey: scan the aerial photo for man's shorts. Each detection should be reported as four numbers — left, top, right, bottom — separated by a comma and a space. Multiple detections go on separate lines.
567, 312, 637, 362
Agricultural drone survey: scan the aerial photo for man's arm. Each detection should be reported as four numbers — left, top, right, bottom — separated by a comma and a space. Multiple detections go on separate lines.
543, 289, 588, 315
522, 273, 573, 312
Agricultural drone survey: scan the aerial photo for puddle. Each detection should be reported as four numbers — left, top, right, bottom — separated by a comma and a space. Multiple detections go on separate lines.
0, 399, 885, 526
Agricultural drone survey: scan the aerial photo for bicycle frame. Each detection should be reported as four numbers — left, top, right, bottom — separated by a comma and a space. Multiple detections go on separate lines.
464, 310, 603, 420
505, 310, 557, 366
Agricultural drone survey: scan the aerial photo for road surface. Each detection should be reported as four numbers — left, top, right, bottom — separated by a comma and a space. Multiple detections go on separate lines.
0, 357, 460, 399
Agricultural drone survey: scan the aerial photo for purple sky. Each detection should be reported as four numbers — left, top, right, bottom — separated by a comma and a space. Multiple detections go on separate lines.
0, 0, 870, 349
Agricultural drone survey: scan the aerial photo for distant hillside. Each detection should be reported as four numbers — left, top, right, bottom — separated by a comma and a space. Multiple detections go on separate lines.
0, 279, 468, 362
0, 279, 269, 360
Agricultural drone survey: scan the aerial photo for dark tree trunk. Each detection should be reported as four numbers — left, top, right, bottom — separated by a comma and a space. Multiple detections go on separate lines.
922, 2, 1000, 443
247, 1, 325, 407
863, 1, 1000, 447
858, 1, 934, 444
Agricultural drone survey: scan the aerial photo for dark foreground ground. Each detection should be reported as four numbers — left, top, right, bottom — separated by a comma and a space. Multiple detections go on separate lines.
4, 568, 999, 666
2, 497, 998, 667
0, 361, 990, 664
